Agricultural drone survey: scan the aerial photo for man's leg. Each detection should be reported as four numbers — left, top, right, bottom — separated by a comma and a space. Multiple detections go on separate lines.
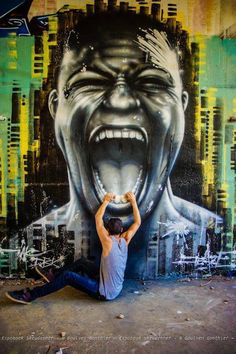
55, 258, 100, 279
6, 270, 103, 304
30, 271, 99, 300
36, 258, 100, 283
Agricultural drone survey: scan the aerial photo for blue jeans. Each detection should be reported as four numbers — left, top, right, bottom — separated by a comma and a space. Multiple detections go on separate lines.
30, 258, 106, 301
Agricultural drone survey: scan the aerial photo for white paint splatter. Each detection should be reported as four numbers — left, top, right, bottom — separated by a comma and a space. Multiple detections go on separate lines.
136, 28, 181, 88
157, 219, 190, 246
173, 241, 236, 273
0, 239, 64, 270
146, 200, 154, 213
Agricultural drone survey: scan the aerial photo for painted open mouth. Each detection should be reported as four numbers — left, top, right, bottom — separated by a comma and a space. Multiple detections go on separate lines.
88, 125, 148, 205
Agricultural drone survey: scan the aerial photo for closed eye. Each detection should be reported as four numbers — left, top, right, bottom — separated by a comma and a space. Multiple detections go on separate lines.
64, 78, 111, 98
134, 77, 174, 92
70, 78, 110, 89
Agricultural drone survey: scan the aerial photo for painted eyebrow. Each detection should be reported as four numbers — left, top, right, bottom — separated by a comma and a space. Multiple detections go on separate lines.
131, 66, 174, 84
136, 67, 172, 78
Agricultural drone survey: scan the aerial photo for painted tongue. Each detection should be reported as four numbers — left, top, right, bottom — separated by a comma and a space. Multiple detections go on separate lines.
95, 161, 141, 195
91, 138, 145, 196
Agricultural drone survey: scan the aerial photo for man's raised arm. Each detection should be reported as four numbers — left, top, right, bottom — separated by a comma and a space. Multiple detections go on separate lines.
123, 192, 141, 245
95, 193, 115, 243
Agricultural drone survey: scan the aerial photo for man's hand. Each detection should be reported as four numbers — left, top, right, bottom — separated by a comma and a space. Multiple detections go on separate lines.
103, 192, 115, 203
125, 191, 136, 204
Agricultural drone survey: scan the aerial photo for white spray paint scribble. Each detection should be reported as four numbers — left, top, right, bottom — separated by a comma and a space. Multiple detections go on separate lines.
157, 219, 190, 248
29, 254, 65, 269
40, 190, 51, 217
136, 29, 181, 88
146, 200, 154, 213
173, 241, 236, 274
0, 239, 64, 270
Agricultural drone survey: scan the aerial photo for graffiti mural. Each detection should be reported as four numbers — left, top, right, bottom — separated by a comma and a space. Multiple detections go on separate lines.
0, 0, 235, 279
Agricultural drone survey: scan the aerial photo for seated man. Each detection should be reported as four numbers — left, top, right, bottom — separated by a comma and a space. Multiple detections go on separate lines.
5, 192, 141, 304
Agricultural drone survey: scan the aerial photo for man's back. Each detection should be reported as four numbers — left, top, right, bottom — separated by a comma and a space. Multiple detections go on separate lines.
95, 192, 141, 299
99, 236, 128, 300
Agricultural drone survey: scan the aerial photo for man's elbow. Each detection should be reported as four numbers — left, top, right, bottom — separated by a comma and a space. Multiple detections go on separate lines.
95, 210, 101, 220
137, 215, 141, 225
95, 214, 102, 227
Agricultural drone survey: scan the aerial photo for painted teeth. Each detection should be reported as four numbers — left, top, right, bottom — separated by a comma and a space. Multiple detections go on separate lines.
114, 195, 126, 204
93, 129, 145, 143
114, 130, 121, 138
132, 168, 143, 195
94, 168, 143, 204
95, 171, 106, 195
130, 131, 136, 138
100, 131, 106, 140
106, 130, 113, 138
136, 132, 143, 140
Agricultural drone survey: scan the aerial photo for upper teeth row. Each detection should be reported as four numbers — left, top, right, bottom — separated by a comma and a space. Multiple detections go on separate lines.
94, 129, 144, 142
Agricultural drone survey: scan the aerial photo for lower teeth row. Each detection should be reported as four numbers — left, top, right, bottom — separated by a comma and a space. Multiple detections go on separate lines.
94, 168, 143, 204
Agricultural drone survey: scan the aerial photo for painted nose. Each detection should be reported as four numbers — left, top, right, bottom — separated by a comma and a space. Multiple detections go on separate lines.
104, 74, 139, 110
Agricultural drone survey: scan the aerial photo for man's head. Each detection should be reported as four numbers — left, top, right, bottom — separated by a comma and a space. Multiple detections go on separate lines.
48, 12, 189, 225
106, 218, 123, 236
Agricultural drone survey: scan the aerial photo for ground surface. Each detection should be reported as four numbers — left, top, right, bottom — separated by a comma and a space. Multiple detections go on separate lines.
0, 276, 235, 354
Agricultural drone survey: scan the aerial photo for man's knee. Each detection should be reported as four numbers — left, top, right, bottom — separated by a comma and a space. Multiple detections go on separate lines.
63, 271, 75, 282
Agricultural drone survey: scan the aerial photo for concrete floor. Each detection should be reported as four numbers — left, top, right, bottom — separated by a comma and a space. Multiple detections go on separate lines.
0, 276, 235, 354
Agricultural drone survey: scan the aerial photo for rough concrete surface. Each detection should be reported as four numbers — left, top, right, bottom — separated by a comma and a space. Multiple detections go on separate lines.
0, 276, 235, 354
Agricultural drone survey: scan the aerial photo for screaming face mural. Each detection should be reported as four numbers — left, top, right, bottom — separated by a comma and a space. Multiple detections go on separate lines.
33, 13, 221, 277
0, 1, 235, 279
49, 25, 189, 226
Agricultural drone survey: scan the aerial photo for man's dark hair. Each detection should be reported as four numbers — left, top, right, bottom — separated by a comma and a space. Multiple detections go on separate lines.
106, 218, 123, 235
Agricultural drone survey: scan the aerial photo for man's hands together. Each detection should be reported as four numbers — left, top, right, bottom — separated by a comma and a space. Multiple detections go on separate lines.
103, 192, 137, 204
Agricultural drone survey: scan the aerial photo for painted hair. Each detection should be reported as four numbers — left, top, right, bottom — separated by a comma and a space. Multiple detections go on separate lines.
49, 9, 191, 90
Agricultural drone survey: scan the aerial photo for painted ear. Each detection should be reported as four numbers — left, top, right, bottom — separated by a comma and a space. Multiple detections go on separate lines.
182, 91, 189, 111
48, 89, 58, 119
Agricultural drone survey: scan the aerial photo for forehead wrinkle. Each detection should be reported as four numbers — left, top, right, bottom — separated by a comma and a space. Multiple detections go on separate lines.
62, 47, 89, 66
60, 38, 146, 81
136, 29, 182, 88
91, 57, 118, 77
100, 46, 143, 58
91, 49, 143, 76
58, 47, 93, 90
60, 49, 125, 81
